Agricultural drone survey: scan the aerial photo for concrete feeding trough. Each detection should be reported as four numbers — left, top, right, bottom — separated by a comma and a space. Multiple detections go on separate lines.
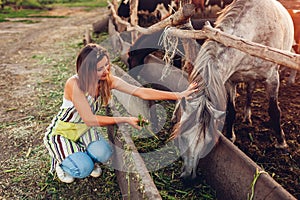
198, 134, 296, 200
101, 2, 298, 198
106, 63, 296, 200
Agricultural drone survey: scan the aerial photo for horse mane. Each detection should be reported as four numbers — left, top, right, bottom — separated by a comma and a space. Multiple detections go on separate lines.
172, 0, 252, 178
174, 0, 294, 179
189, 0, 250, 107
190, 41, 227, 109
215, 0, 248, 30
171, 39, 228, 178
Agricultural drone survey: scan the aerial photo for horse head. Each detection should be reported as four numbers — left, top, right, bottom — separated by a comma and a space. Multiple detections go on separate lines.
172, 41, 227, 179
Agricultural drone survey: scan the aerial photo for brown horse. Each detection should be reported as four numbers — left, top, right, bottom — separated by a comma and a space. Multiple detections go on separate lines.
172, 0, 294, 179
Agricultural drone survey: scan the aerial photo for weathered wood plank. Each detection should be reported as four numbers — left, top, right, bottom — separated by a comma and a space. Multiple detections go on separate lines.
165, 23, 300, 71
142, 54, 189, 92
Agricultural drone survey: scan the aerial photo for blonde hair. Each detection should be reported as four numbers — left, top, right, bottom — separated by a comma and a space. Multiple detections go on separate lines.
76, 43, 112, 105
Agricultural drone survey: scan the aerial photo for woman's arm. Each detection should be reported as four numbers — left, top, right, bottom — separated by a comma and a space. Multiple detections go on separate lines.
64, 77, 140, 128
111, 75, 198, 100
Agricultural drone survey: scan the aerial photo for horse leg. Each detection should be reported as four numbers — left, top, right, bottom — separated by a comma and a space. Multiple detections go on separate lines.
224, 81, 236, 142
266, 71, 288, 148
242, 81, 256, 125
287, 69, 297, 85
287, 46, 298, 84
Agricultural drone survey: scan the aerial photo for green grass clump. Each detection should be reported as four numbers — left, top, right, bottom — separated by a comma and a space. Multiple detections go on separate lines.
52, 0, 108, 8
0, 7, 42, 22
0, 0, 108, 22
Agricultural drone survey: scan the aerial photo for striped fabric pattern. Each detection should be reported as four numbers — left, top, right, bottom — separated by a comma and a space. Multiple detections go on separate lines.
44, 94, 103, 173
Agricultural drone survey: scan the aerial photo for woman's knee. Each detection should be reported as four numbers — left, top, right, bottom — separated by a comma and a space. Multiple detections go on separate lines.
87, 139, 113, 163
60, 152, 94, 178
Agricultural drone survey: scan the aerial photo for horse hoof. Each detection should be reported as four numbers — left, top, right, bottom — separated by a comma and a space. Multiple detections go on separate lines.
180, 173, 199, 187
275, 141, 288, 149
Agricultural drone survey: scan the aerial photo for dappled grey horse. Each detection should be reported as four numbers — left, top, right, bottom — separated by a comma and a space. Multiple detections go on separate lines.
172, 0, 294, 179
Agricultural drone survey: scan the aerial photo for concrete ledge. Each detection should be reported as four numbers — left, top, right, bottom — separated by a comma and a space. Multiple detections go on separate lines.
198, 135, 296, 200
107, 65, 161, 199
110, 124, 162, 200
108, 34, 296, 200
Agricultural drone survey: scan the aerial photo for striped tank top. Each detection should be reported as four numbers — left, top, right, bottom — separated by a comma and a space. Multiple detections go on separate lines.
44, 93, 101, 141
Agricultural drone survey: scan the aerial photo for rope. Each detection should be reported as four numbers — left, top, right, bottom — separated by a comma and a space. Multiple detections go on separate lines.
159, 26, 183, 80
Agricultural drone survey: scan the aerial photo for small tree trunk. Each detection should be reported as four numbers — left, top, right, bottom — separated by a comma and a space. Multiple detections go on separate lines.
130, 4, 195, 35
130, 0, 139, 42
111, 0, 118, 13
108, 1, 130, 33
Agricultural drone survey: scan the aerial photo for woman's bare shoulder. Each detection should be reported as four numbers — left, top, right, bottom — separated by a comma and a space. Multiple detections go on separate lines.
66, 75, 78, 85
64, 75, 79, 100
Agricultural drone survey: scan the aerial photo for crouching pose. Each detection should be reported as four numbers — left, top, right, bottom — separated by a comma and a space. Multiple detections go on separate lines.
44, 43, 198, 183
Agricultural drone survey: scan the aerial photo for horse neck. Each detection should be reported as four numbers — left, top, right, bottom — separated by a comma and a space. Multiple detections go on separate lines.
190, 41, 228, 111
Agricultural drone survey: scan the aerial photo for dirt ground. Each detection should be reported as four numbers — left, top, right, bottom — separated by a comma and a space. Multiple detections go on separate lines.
0, 5, 299, 199
233, 76, 300, 199
0, 6, 112, 159
0, 6, 114, 199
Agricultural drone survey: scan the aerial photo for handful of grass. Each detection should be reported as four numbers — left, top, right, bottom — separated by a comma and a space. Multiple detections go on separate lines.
137, 114, 159, 140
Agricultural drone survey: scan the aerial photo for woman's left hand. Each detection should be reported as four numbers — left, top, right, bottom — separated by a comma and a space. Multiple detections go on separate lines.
179, 82, 199, 100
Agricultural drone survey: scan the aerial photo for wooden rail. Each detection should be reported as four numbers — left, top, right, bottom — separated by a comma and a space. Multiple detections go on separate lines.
109, 2, 300, 72
165, 23, 300, 71
107, 117, 162, 200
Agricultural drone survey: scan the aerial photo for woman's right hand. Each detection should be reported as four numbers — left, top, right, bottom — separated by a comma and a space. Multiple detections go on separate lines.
127, 117, 142, 130
179, 82, 199, 100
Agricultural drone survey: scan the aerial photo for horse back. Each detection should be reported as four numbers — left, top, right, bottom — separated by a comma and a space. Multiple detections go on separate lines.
212, 0, 294, 82
216, 0, 293, 50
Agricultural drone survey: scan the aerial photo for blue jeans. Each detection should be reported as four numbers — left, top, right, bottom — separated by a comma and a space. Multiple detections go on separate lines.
86, 138, 113, 163
60, 138, 113, 178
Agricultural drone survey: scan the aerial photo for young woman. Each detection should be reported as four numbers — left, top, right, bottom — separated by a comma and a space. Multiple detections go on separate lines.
44, 43, 197, 183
